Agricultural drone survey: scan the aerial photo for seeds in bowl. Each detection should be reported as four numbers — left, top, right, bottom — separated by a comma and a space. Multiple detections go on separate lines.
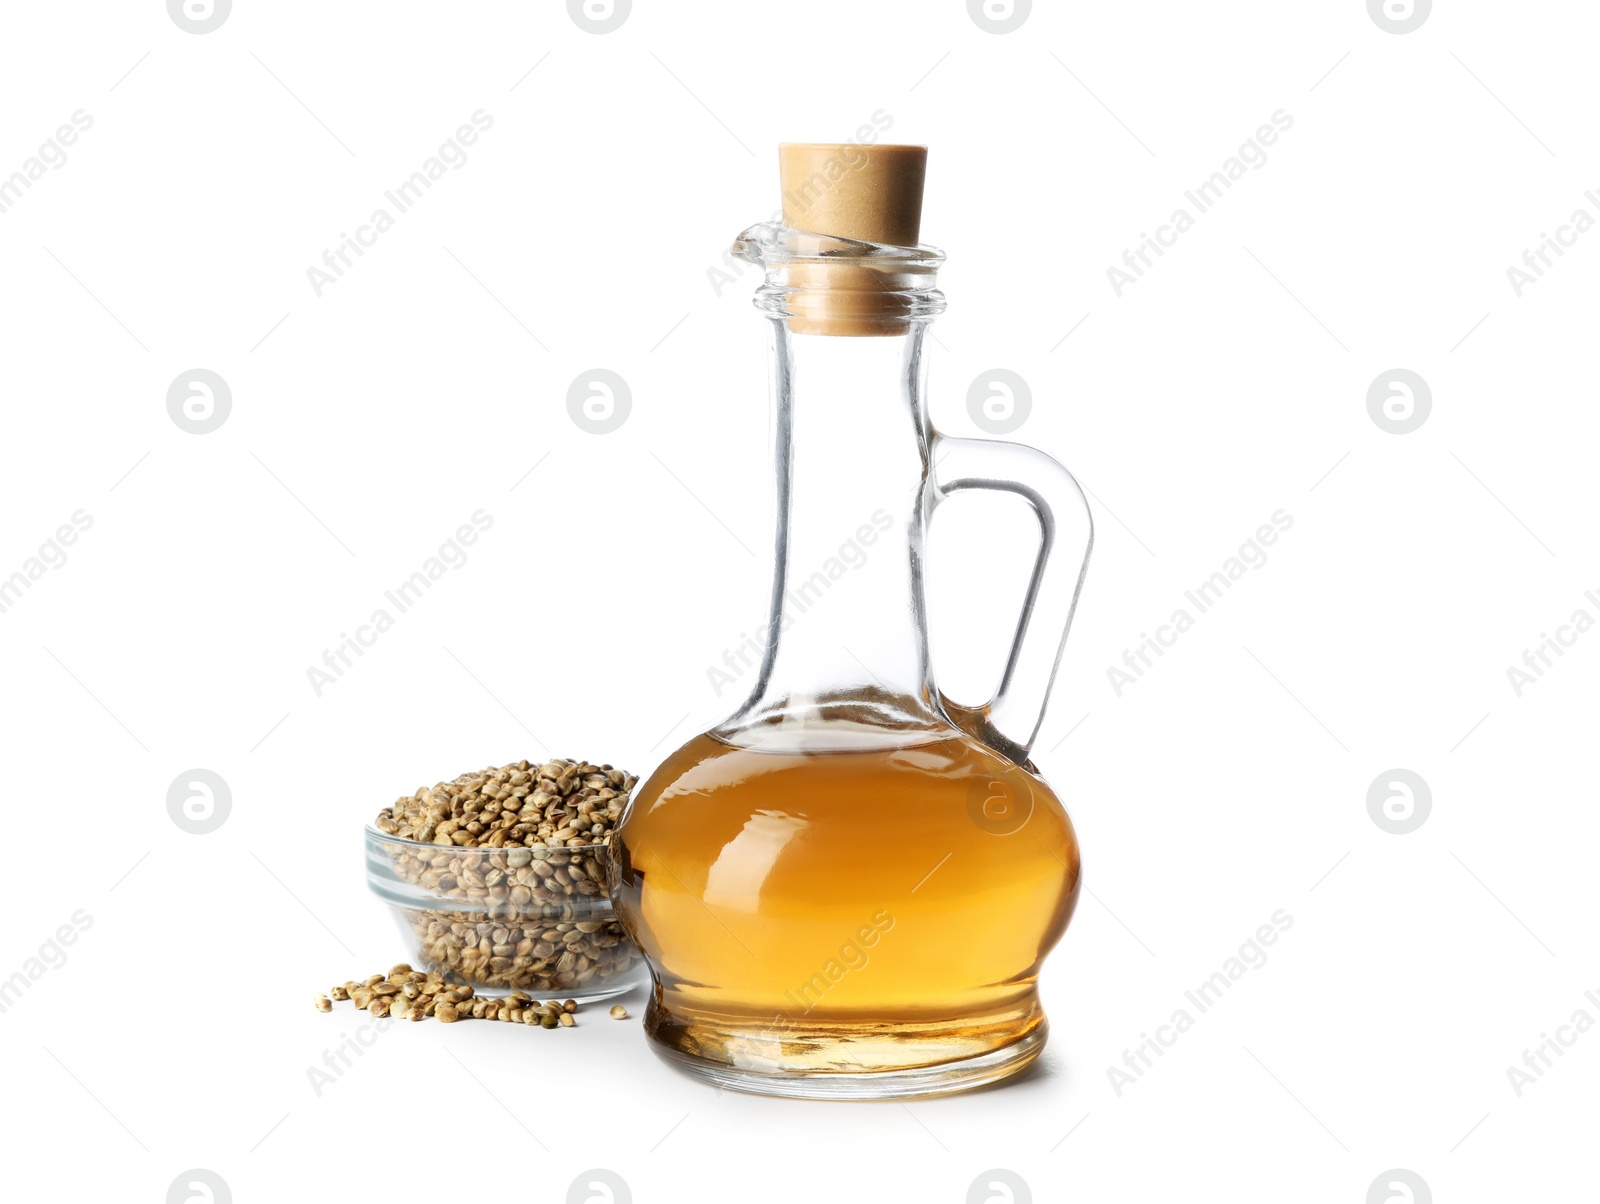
375, 758, 636, 849
370, 759, 645, 997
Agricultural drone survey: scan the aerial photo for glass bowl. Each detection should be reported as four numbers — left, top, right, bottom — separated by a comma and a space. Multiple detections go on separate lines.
364, 825, 647, 1002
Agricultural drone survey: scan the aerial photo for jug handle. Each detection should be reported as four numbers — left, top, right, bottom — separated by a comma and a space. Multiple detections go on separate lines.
927, 433, 1094, 767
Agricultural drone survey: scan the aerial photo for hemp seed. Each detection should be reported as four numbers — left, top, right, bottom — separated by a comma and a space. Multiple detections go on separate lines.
371, 759, 644, 997
315, 966, 607, 1029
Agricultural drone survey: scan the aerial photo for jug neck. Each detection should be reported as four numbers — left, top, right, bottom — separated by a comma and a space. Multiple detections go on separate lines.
713, 321, 950, 751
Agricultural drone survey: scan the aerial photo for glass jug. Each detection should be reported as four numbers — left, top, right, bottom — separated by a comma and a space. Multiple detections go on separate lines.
613, 144, 1093, 1099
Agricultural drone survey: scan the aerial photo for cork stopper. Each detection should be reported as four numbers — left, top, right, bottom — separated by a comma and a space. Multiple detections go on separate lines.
778, 143, 927, 246
774, 143, 931, 336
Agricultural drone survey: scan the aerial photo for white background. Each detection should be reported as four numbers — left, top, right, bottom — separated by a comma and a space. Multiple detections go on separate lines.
1, 1, 1594, 1201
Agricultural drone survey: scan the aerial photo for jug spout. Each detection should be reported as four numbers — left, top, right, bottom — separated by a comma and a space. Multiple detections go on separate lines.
731, 220, 945, 337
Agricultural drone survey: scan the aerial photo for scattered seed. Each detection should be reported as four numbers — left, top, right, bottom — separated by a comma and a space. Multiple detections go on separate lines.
609, 1006, 628, 1020
313, 967, 601, 1028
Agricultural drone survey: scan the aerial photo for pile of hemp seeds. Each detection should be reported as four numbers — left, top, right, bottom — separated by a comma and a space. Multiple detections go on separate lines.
315, 964, 629, 1026
370, 757, 644, 996
314, 756, 642, 1028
